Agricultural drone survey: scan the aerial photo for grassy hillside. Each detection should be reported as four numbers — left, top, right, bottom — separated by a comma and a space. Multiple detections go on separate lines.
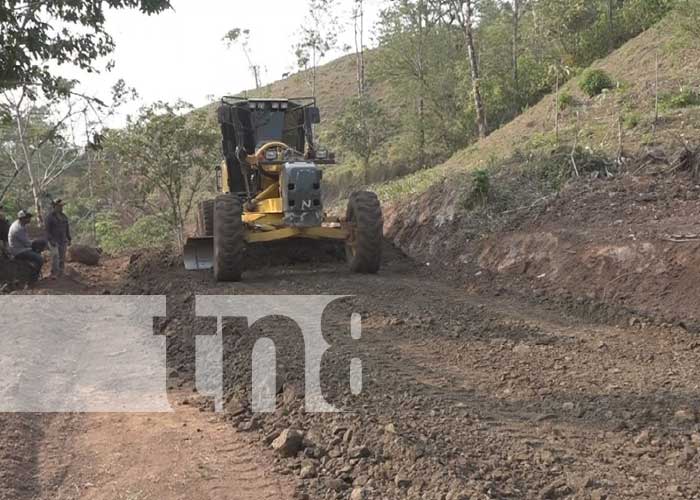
211, 50, 392, 131
245, 51, 390, 125
377, 19, 700, 326
373, 20, 700, 207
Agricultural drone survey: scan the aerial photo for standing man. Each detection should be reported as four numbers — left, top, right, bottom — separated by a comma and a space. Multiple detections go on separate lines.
0, 204, 10, 249
45, 199, 71, 279
8, 210, 44, 280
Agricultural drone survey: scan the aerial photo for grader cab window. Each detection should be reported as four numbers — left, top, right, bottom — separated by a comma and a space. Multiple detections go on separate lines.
238, 101, 309, 153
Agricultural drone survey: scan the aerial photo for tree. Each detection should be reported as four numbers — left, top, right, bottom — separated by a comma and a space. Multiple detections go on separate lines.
447, 0, 488, 138
534, 0, 602, 65
0, 78, 136, 221
329, 97, 393, 184
510, 0, 528, 99
0, 0, 171, 95
223, 28, 262, 90
295, 0, 340, 98
377, 0, 462, 167
353, 0, 367, 97
102, 103, 219, 248
1, 85, 102, 220
674, 0, 700, 39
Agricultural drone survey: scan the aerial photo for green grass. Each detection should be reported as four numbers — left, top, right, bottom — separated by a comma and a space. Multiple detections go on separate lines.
623, 112, 642, 129
659, 87, 700, 111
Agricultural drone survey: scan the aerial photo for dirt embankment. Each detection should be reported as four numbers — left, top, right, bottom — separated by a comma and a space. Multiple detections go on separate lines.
386, 164, 700, 330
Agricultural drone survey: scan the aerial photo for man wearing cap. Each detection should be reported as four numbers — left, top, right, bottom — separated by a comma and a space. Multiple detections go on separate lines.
45, 199, 71, 278
0, 204, 10, 249
8, 210, 44, 280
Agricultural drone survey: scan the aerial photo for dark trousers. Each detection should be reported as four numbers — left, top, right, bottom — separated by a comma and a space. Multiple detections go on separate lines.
51, 243, 67, 276
15, 251, 44, 280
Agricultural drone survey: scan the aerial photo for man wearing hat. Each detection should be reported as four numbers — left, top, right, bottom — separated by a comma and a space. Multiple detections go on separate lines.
45, 199, 72, 278
0, 204, 10, 249
8, 209, 44, 280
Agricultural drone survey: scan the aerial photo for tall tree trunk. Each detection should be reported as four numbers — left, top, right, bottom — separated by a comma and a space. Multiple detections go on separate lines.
418, 0, 426, 168
312, 45, 317, 98
512, 0, 520, 103
12, 98, 43, 222
354, 0, 365, 97
607, 0, 615, 51
418, 96, 426, 168
463, 0, 487, 139
254, 66, 261, 90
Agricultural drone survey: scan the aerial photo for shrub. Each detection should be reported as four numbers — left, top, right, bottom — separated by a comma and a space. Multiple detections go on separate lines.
96, 212, 173, 254
558, 91, 575, 111
579, 69, 615, 97
623, 112, 641, 129
532, 146, 614, 190
659, 87, 700, 111
526, 131, 558, 150
466, 168, 491, 208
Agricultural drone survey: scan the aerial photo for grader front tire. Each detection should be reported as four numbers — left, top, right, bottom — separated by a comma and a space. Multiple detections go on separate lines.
346, 191, 383, 274
213, 194, 245, 282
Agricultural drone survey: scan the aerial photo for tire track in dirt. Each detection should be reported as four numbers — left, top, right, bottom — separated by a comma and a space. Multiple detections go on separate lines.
28, 398, 293, 500
207, 261, 700, 499
113, 250, 700, 498
0, 261, 295, 500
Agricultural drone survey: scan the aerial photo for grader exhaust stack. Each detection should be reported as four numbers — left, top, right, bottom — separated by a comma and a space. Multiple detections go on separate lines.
183, 97, 383, 281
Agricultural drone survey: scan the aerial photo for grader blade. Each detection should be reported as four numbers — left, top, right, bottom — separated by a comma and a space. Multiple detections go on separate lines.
183, 237, 214, 271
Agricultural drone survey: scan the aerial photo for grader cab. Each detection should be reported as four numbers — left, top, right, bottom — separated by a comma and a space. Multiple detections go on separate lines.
184, 96, 383, 281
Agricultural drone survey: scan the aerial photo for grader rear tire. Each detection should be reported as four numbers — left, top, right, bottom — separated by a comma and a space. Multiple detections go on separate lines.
199, 199, 215, 237
346, 191, 383, 274
213, 194, 245, 282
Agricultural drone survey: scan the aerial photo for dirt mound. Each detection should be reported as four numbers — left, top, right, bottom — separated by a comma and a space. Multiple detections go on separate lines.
377, 21, 700, 330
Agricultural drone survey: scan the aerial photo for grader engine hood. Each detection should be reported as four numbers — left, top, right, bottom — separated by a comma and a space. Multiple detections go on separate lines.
280, 162, 323, 227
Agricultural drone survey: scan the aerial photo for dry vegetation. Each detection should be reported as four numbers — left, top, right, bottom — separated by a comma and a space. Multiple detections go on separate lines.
371, 21, 700, 207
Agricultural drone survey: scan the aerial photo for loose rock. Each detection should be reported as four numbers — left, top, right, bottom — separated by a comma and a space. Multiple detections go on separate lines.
272, 429, 304, 458
67, 245, 101, 266
394, 474, 411, 488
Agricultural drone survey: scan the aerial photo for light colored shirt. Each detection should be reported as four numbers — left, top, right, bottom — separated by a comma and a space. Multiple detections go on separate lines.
8, 220, 32, 256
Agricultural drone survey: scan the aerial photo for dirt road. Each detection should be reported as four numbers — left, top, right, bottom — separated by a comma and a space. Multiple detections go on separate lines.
0, 261, 293, 500
2, 252, 700, 499
0, 404, 292, 500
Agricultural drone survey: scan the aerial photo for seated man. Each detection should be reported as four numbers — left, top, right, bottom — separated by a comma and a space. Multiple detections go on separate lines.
8, 210, 44, 280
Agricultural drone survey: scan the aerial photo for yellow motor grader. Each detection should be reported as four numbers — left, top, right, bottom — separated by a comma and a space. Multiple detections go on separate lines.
184, 96, 383, 281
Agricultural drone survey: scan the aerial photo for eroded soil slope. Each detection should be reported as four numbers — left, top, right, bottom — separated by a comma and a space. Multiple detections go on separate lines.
387, 167, 700, 331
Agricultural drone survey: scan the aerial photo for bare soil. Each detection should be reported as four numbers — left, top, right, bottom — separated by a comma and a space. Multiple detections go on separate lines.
387, 168, 700, 331
2, 201, 700, 499
114, 249, 699, 499
0, 261, 293, 500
